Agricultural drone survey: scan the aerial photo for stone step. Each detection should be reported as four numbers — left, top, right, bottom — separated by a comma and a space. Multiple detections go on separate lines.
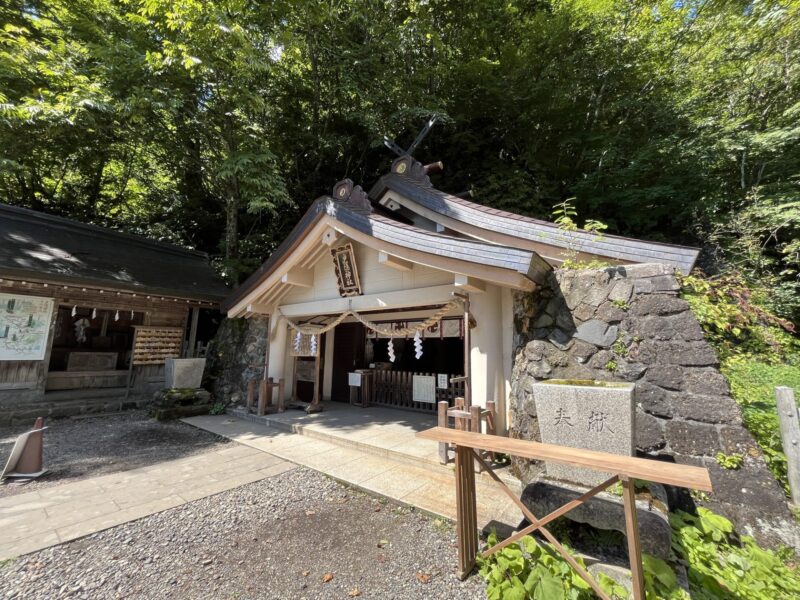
44, 387, 129, 402
227, 407, 520, 491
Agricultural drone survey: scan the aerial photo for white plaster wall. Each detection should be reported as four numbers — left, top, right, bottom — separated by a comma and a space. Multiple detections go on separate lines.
500, 286, 515, 434
468, 284, 506, 431
281, 243, 453, 306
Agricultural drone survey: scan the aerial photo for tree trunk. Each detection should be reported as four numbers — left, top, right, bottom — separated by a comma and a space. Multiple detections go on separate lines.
225, 195, 238, 261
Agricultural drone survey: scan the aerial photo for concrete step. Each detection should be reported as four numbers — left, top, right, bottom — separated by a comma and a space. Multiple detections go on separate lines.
227, 407, 520, 492
44, 387, 129, 402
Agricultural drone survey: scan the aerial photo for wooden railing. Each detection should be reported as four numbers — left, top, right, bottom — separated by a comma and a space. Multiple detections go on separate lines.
417, 427, 713, 600
368, 370, 464, 413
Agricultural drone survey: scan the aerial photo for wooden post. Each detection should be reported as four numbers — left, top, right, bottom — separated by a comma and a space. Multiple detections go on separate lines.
246, 379, 256, 412
621, 476, 645, 600
454, 443, 478, 579
258, 379, 268, 415
776, 386, 800, 506
486, 400, 496, 461
277, 378, 285, 412
470, 404, 483, 473
438, 400, 449, 464
187, 307, 200, 358
463, 296, 471, 407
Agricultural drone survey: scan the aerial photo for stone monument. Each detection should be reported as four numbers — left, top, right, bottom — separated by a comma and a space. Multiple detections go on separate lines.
165, 357, 206, 389
533, 379, 634, 485
526, 379, 673, 560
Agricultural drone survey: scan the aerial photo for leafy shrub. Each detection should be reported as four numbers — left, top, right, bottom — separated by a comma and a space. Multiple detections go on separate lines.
479, 508, 800, 600
671, 508, 800, 599
714, 452, 743, 470
209, 402, 226, 415
679, 273, 798, 362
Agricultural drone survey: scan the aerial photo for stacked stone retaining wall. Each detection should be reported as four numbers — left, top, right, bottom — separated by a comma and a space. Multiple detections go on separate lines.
205, 315, 269, 405
510, 263, 798, 549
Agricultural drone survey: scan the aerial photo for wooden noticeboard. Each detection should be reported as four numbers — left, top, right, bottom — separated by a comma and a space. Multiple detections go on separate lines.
131, 326, 183, 366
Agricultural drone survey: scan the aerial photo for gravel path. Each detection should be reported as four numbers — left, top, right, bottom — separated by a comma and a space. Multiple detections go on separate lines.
0, 467, 487, 599
0, 412, 229, 498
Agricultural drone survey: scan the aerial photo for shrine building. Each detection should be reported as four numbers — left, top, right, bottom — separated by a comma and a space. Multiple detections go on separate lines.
222, 155, 699, 433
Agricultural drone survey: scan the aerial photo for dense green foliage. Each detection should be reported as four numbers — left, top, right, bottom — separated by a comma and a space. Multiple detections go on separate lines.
480, 508, 800, 599
2, 0, 799, 305
680, 273, 800, 492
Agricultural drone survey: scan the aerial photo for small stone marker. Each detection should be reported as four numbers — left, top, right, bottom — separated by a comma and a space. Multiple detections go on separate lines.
165, 358, 206, 389
533, 380, 635, 485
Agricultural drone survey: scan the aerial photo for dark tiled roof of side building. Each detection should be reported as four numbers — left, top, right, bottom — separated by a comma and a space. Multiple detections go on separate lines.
370, 173, 700, 274
0, 203, 229, 302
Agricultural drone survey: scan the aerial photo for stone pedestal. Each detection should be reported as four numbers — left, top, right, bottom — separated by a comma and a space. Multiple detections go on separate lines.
165, 358, 207, 389
521, 479, 672, 559
533, 380, 634, 485
150, 388, 212, 421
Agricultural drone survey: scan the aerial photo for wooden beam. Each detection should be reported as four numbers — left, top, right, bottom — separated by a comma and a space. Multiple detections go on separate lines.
417, 427, 713, 491
321, 227, 339, 247
280, 267, 313, 288
454, 274, 485, 293
378, 251, 413, 271
278, 284, 457, 318
246, 302, 271, 315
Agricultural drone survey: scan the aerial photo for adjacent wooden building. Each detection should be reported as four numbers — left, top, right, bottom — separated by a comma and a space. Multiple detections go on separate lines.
0, 204, 228, 421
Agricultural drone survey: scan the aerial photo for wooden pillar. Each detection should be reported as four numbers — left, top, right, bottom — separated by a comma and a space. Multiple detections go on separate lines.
470, 404, 483, 473
277, 378, 285, 412
621, 476, 645, 600
37, 298, 60, 395
776, 386, 800, 505
438, 400, 449, 464
258, 379, 268, 415
246, 379, 256, 412
463, 296, 471, 407
187, 307, 200, 358
486, 400, 497, 461
262, 315, 271, 380
454, 443, 478, 579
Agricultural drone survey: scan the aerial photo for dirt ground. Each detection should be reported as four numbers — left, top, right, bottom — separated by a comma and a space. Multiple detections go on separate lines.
0, 411, 229, 498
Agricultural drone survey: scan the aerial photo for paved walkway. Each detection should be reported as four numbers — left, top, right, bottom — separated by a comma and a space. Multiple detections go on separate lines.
0, 444, 294, 561
184, 414, 521, 531
1, 410, 522, 562
229, 403, 442, 466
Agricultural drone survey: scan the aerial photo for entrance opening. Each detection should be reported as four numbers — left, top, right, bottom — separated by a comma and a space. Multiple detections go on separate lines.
331, 322, 366, 401
328, 315, 466, 411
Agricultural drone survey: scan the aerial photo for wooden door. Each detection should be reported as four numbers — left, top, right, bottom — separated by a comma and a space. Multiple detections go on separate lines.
331, 323, 365, 401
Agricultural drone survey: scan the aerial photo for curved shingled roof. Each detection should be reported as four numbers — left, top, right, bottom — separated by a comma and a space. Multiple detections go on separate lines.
222, 196, 551, 315
370, 173, 700, 274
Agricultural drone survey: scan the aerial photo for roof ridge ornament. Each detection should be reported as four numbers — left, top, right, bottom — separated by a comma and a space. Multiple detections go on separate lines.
332, 178, 372, 213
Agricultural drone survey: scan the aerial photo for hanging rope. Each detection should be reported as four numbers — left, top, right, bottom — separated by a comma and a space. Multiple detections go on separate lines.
280, 298, 463, 338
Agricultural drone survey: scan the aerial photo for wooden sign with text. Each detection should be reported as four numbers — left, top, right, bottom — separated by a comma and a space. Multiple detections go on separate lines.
330, 243, 362, 297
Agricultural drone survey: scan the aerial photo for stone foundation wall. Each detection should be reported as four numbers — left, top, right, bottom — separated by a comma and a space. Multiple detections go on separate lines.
205, 315, 269, 405
0, 392, 148, 427
510, 264, 798, 549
